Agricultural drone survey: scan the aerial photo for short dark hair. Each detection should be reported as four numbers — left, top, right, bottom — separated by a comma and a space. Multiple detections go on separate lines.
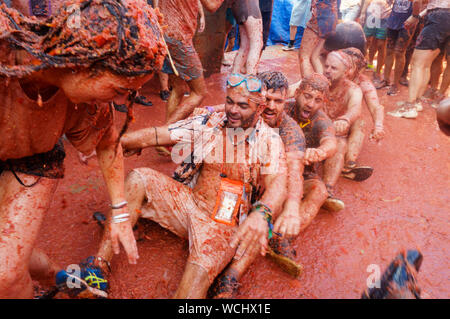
297, 73, 330, 96
256, 71, 289, 93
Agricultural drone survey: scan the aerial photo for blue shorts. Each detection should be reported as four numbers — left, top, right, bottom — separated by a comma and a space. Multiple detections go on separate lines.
364, 26, 387, 40
161, 36, 203, 82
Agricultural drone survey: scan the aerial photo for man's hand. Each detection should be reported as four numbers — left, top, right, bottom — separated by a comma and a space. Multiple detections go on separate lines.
230, 211, 269, 260
404, 16, 418, 31
303, 148, 327, 165
109, 208, 139, 264
334, 119, 350, 136
274, 201, 301, 237
370, 125, 385, 141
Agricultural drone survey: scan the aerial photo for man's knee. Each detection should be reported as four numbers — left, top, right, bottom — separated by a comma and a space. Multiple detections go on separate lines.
0, 262, 27, 293
305, 179, 327, 199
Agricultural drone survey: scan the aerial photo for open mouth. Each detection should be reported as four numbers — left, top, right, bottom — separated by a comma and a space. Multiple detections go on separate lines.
227, 113, 241, 124
300, 108, 311, 119
263, 109, 276, 120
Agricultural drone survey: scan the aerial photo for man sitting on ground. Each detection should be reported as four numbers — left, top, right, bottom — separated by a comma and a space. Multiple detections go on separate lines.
66, 74, 287, 298
209, 72, 338, 299
322, 50, 363, 210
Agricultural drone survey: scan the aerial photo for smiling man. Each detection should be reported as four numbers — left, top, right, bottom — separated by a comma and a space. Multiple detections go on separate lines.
80, 73, 287, 299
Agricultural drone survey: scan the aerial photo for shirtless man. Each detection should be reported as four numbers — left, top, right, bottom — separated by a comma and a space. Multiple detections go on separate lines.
322, 50, 363, 209
340, 47, 385, 180
74, 74, 287, 298
209, 72, 337, 298
392, 0, 449, 118
156, 0, 224, 125
299, 0, 338, 77
0, 0, 166, 298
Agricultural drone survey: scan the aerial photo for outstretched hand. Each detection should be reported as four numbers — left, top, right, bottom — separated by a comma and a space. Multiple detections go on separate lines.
109, 208, 139, 264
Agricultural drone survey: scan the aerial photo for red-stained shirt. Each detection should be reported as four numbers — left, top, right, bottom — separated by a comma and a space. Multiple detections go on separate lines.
159, 0, 199, 44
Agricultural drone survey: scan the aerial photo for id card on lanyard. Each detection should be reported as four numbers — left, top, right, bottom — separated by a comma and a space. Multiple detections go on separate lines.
211, 177, 243, 226
210, 134, 252, 226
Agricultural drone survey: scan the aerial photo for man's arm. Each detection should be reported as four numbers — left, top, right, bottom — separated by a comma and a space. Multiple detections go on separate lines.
231, 140, 288, 258
273, 151, 304, 237
200, 0, 224, 12
121, 125, 174, 154
404, 0, 422, 29
359, 79, 385, 140
334, 86, 362, 136
96, 125, 138, 264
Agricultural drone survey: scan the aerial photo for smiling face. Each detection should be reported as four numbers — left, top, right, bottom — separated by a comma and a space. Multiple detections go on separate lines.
295, 85, 326, 121
261, 88, 286, 128
57, 69, 152, 104
225, 84, 262, 129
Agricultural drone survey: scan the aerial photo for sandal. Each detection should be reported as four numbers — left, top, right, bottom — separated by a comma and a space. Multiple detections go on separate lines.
342, 163, 374, 181
387, 85, 398, 96
266, 237, 303, 278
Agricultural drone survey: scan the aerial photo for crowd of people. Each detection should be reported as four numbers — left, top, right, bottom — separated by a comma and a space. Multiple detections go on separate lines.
0, 0, 448, 299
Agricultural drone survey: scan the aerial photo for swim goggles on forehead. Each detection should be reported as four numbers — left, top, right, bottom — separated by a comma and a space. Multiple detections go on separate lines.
227, 73, 262, 93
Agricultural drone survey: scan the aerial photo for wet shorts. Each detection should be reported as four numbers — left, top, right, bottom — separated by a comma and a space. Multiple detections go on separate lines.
415, 8, 450, 53
0, 140, 65, 180
133, 167, 237, 284
307, 0, 338, 39
161, 36, 203, 82
230, 0, 261, 25
387, 27, 415, 52
364, 26, 387, 40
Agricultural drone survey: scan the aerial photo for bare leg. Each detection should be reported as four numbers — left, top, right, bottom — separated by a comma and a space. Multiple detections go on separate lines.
0, 172, 58, 298
323, 137, 347, 188
173, 262, 210, 299
166, 76, 207, 124
311, 39, 325, 74
430, 53, 444, 91
166, 75, 185, 122
367, 37, 376, 65
298, 28, 321, 78
232, 24, 250, 74
345, 119, 365, 164
29, 248, 60, 287
383, 47, 395, 85
289, 25, 297, 41
298, 179, 328, 232
158, 71, 169, 92
439, 54, 450, 95
391, 49, 407, 93
407, 48, 441, 103
242, 16, 263, 74
376, 39, 387, 78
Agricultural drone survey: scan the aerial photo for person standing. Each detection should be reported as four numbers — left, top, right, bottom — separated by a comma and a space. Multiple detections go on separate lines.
283, 0, 312, 51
